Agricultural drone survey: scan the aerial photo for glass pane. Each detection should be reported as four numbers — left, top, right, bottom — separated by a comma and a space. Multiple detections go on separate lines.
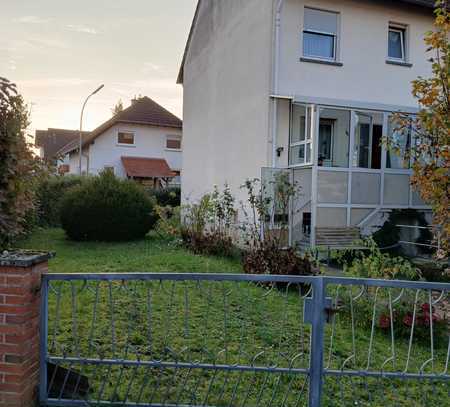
305, 143, 312, 164
290, 145, 305, 165
319, 108, 350, 168
388, 30, 403, 59
303, 32, 335, 59
304, 8, 338, 34
318, 122, 332, 160
291, 105, 307, 143
386, 119, 411, 169
353, 114, 371, 168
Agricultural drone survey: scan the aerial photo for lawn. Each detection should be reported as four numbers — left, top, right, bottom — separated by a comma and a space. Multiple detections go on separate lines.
21, 228, 449, 406
21, 228, 242, 274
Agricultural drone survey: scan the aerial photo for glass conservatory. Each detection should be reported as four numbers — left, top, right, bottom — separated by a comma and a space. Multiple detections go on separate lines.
263, 102, 430, 249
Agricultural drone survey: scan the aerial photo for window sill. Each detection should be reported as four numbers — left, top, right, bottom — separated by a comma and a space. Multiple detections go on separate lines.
386, 59, 412, 68
116, 144, 136, 148
165, 148, 182, 152
300, 57, 343, 67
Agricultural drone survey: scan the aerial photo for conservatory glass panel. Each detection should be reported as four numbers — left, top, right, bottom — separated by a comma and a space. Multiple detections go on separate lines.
318, 108, 350, 167
386, 118, 411, 169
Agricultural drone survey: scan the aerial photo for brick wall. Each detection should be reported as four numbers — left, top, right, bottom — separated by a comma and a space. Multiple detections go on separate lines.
0, 256, 49, 407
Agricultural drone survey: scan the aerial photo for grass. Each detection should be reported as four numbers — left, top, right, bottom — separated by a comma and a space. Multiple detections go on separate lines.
21, 228, 242, 274
20, 228, 449, 406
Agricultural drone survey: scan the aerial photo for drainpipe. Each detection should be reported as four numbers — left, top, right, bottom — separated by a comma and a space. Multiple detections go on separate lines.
272, 0, 285, 168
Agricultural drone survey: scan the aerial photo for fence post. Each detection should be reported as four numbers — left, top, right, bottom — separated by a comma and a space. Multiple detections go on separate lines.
0, 251, 52, 407
308, 277, 326, 407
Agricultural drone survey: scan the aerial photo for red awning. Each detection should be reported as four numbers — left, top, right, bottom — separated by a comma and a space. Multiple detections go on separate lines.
121, 157, 176, 178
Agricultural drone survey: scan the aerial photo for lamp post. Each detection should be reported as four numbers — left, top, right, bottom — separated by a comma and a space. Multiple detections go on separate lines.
79, 84, 104, 175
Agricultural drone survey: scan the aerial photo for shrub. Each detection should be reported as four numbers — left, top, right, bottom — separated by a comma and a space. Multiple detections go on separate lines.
242, 240, 314, 276
240, 176, 316, 276
0, 78, 47, 248
344, 239, 420, 281
148, 187, 180, 207
154, 205, 182, 240
36, 175, 85, 226
181, 185, 236, 257
372, 209, 433, 256
60, 171, 157, 241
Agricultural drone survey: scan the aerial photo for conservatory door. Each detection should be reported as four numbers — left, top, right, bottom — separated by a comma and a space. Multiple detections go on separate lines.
353, 112, 373, 168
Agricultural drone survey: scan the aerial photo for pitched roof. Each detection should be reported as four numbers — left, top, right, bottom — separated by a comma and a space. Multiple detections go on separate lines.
121, 156, 176, 178
59, 97, 182, 155
35, 128, 89, 160
176, 0, 435, 84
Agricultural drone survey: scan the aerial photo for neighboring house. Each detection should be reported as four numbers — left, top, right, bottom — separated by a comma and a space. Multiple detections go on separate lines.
178, 0, 435, 249
57, 97, 183, 188
35, 128, 89, 170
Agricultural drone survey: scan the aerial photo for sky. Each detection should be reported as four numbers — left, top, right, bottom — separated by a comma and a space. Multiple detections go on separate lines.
0, 0, 197, 136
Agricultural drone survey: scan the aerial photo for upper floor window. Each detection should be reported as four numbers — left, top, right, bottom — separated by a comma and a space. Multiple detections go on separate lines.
303, 8, 338, 61
388, 24, 406, 61
117, 131, 135, 145
166, 136, 181, 150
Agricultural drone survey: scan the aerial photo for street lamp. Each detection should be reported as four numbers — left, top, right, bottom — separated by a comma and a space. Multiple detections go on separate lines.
79, 84, 104, 175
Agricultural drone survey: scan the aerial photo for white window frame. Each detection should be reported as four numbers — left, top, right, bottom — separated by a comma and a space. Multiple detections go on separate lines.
289, 104, 314, 167
302, 8, 339, 62
117, 131, 135, 146
303, 29, 337, 61
388, 25, 406, 62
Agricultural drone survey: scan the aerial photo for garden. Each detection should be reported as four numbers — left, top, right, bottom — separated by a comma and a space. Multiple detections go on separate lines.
15, 173, 448, 405
1, 6, 449, 402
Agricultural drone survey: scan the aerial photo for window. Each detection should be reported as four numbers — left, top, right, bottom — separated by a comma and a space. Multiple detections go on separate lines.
103, 166, 114, 174
318, 108, 350, 168
289, 105, 313, 166
388, 25, 406, 61
117, 132, 134, 145
303, 8, 338, 60
352, 112, 383, 169
318, 120, 333, 163
166, 136, 181, 150
386, 118, 411, 169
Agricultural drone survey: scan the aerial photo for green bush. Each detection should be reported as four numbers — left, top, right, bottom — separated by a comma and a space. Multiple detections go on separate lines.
147, 187, 180, 207
344, 239, 419, 281
36, 175, 85, 226
60, 172, 157, 241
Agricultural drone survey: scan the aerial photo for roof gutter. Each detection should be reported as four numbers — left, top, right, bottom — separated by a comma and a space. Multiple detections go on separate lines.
271, 0, 285, 168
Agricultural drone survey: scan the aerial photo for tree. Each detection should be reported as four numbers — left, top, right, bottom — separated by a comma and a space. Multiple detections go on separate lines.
390, 1, 449, 257
0, 77, 46, 248
111, 99, 124, 116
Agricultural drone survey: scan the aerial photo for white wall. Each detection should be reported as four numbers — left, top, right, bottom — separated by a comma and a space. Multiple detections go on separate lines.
85, 123, 182, 177
181, 0, 274, 205
279, 0, 434, 108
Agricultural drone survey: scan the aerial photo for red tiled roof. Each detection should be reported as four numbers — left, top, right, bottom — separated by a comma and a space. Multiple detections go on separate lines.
59, 97, 182, 155
121, 156, 176, 179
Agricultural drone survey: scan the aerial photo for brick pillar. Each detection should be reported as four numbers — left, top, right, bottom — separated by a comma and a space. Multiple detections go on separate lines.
0, 252, 52, 407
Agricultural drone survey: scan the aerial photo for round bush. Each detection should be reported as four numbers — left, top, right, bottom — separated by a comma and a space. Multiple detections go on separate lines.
36, 175, 86, 227
60, 172, 157, 241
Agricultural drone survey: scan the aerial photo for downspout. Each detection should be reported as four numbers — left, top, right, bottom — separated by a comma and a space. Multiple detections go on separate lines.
271, 0, 285, 168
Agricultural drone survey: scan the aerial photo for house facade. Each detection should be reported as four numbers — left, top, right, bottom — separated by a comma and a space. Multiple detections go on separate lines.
178, 0, 435, 248
58, 97, 183, 188
35, 128, 89, 169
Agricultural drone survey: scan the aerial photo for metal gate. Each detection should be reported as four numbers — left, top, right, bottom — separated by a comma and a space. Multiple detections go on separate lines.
40, 273, 449, 406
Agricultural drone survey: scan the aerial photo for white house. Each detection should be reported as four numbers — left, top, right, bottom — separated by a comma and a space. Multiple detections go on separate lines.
178, 0, 435, 248
58, 97, 183, 188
